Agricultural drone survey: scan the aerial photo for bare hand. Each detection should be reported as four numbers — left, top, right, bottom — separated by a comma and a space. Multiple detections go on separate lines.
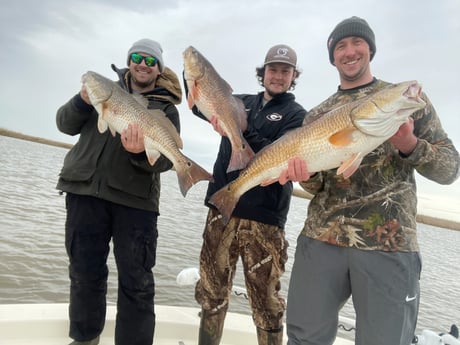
389, 117, 417, 155
279, 157, 312, 185
121, 123, 145, 153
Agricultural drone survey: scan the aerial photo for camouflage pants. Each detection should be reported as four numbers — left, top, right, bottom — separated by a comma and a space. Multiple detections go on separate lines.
195, 208, 288, 330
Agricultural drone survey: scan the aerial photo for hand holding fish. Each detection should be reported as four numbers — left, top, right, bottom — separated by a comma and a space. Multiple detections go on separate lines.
208, 81, 426, 225
121, 123, 145, 154
278, 157, 313, 185
81, 70, 213, 197
389, 117, 418, 155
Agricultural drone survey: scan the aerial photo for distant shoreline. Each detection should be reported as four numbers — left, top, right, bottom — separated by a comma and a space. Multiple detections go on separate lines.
2, 128, 459, 231
0, 128, 73, 149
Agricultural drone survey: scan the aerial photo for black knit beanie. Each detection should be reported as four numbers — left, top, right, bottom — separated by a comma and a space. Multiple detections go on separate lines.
327, 16, 376, 65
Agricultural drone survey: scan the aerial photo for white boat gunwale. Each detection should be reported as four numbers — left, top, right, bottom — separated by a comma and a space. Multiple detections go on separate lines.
0, 303, 354, 345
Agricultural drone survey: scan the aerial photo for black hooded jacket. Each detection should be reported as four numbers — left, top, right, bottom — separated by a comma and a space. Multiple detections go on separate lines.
194, 91, 306, 228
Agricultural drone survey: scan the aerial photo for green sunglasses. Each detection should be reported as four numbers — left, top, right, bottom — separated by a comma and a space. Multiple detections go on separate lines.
130, 53, 158, 67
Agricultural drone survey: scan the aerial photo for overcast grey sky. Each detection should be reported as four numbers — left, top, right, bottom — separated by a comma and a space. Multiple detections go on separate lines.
1, 0, 459, 202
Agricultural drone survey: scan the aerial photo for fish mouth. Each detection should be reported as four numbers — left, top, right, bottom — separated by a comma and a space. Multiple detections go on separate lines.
183, 47, 206, 80
81, 72, 90, 83
400, 81, 426, 111
403, 81, 422, 101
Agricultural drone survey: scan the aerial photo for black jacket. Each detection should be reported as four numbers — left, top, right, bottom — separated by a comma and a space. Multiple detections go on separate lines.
195, 91, 306, 228
56, 65, 182, 212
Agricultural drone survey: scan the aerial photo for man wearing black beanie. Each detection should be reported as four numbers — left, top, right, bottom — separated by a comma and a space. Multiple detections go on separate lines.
277, 16, 460, 345
327, 16, 376, 64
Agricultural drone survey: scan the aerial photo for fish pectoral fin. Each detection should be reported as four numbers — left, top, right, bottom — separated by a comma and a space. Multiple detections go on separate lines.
145, 148, 162, 166
95, 105, 108, 133
186, 80, 198, 109
97, 103, 117, 135
187, 92, 195, 110
337, 153, 363, 179
329, 127, 358, 147
107, 124, 118, 137
97, 117, 108, 134
354, 113, 402, 137
260, 177, 279, 187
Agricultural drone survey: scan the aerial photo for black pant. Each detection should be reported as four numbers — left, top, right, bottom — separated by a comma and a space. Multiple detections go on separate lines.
65, 193, 158, 345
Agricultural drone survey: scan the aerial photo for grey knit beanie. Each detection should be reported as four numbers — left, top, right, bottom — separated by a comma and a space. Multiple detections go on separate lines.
127, 38, 164, 72
327, 16, 376, 65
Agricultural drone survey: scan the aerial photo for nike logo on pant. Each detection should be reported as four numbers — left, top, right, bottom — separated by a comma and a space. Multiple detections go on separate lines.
405, 294, 417, 302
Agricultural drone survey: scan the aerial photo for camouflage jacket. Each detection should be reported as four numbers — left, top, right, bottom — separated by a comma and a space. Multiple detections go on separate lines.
300, 78, 459, 252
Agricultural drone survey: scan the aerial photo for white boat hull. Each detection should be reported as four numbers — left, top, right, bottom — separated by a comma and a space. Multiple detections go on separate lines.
0, 303, 353, 345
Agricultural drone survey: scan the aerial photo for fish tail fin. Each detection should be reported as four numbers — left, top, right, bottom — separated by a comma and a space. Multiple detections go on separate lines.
208, 185, 239, 225
226, 140, 255, 173
176, 160, 213, 197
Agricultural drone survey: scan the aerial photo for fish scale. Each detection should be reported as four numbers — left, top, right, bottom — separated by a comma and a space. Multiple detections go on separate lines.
209, 80, 426, 224
82, 71, 213, 197
183, 46, 255, 172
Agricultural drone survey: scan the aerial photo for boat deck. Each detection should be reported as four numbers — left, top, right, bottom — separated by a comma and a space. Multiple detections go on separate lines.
0, 303, 353, 345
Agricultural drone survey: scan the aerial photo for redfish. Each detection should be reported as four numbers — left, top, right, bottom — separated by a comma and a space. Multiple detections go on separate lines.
82, 71, 213, 197
183, 46, 255, 172
209, 81, 426, 224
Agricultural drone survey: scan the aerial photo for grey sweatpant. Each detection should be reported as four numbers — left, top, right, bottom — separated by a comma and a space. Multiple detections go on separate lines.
286, 236, 421, 345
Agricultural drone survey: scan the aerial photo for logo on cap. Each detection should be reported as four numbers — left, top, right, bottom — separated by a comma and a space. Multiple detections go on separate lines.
265, 44, 296, 67
275, 47, 289, 57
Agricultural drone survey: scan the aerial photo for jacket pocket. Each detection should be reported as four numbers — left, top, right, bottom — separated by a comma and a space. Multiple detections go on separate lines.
107, 166, 155, 199
60, 167, 95, 182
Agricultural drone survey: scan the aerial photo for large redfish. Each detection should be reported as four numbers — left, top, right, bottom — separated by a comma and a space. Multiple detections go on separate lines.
209, 81, 426, 224
81, 71, 213, 197
183, 46, 255, 172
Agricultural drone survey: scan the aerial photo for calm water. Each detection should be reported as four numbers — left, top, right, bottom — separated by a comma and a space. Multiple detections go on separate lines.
0, 136, 459, 337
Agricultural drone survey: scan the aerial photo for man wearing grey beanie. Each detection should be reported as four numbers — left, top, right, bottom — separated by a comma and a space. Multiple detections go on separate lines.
277, 16, 460, 345
56, 38, 182, 345
127, 38, 165, 73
